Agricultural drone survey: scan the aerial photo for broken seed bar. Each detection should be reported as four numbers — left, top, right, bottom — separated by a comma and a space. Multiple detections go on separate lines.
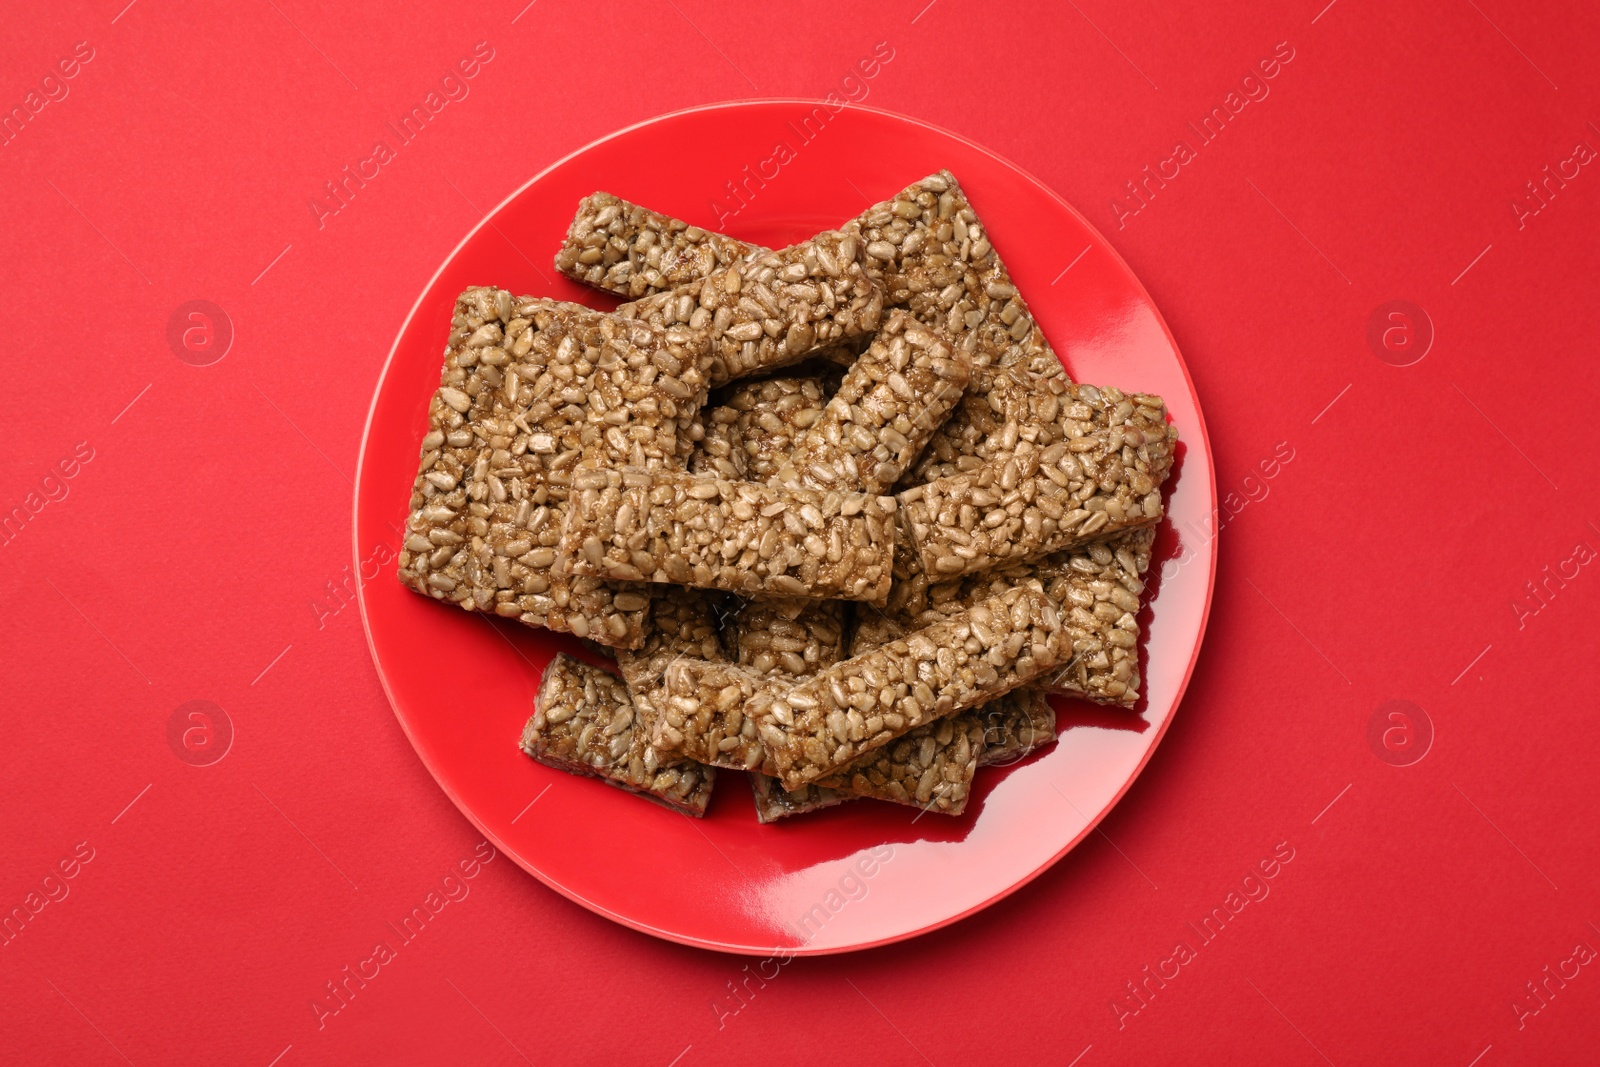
896, 383, 1175, 579
975, 689, 1057, 767
728, 596, 848, 678
760, 586, 1071, 790
773, 309, 971, 496
555, 192, 762, 298
558, 468, 897, 602
654, 658, 785, 771
615, 230, 884, 388
812, 712, 987, 816
521, 653, 715, 816
749, 774, 852, 824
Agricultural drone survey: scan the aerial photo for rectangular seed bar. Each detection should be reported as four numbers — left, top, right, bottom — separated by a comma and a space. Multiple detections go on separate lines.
1031, 529, 1155, 706
558, 468, 897, 602
850, 170, 1060, 377
748, 775, 852, 824
521, 653, 715, 816
615, 231, 883, 388
750, 688, 1057, 822
760, 586, 1071, 790
855, 528, 1154, 706
897, 383, 1175, 580
812, 713, 987, 816
557, 172, 1062, 377
654, 658, 784, 771
772, 309, 971, 496
556, 191, 762, 298
400, 288, 710, 647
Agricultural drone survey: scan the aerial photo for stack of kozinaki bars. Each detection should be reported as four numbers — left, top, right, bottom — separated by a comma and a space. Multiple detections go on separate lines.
397, 172, 1178, 820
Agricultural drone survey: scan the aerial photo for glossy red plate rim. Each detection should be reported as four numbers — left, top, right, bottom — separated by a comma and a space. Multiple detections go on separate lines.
354, 99, 1216, 955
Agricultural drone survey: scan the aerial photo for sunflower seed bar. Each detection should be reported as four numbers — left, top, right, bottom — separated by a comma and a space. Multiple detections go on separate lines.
400, 288, 712, 647
521, 653, 715, 816
975, 689, 1057, 766
560, 172, 1060, 376
850, 170, 1058, 375
555, 192, 763, 298
762, 586, 1071, 789
614, 586, 725, 712
558, 468, 897, 602
728, 596, 848, 678
897, 383, 1174, 579
903, 365, 1021, 484
811, 713, 987, 816
772, 309, 970, 496
748, 775, 852, 824
856, 530, 1155, 707
1032, 530, 1154, 705
724, 376, 830, 482
751, 691, 1055, 820
615, 231, 884, 388
654, 658, 787, 771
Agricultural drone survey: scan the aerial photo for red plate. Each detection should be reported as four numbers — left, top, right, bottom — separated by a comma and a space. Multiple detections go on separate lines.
354, 101, 1216, 955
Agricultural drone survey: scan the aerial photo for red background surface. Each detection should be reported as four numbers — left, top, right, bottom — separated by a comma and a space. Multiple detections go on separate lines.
4, 1, 1597, 1064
